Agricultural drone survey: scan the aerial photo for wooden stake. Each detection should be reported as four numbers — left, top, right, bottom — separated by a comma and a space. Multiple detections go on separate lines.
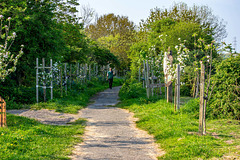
42, 58, 46, 102
199, 62, 205, 135
0, 97, 6, 127
64, 63, 67, 95
143, 60, 146, 88
146, 61, 150, 98
36, 58, 39, 103
50, 59, 53, 100
60, 66, 63, 97
177, 64, 180, 110
167, 83, 173, 103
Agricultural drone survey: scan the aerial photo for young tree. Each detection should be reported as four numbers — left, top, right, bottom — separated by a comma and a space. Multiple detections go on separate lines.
0, 15, 23, 81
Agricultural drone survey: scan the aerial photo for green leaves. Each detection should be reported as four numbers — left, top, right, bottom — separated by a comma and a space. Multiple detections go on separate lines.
209, 55, 240, 119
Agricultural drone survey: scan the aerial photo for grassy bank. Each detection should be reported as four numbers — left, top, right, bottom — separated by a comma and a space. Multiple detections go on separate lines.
117, 81, 240, 159
0, 78, 124, 159
0, 114, 86, 159
117, 98, 240, 159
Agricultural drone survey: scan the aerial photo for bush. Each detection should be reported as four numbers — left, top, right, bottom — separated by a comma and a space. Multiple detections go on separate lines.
208, 55, 240, 120
119, 80, 146, 100
180, 84, 191, 96
181, 98, 199, 119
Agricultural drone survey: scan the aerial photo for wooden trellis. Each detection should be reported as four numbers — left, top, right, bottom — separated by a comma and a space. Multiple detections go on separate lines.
36, 58, 112, 102
0, 97, 6, 127
141, 59, 181, 110
36, 58, 53, 103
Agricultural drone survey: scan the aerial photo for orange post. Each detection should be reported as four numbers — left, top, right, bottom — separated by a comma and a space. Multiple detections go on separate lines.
0, 97, 6, 127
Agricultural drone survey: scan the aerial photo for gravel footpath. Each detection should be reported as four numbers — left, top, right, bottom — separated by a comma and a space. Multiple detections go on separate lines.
8, 86, 164, 159
70, 86, 164, 160
7, 109, 80, 125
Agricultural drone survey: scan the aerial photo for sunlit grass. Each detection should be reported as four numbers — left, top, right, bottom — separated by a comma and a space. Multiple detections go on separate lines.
0, 114, 85, 159
117, 97, 240, 159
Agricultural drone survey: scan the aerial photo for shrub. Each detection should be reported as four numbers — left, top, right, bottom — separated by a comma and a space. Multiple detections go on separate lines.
181, 98, 199, 119
119, 80, 146, 100
208, 55, 240, 120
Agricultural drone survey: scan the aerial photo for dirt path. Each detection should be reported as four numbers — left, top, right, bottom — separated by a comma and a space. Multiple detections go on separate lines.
8, 86, 164, 159
70, 86, 164, 160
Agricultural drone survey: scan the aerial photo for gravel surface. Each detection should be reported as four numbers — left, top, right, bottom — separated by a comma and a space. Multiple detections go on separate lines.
7, 109, 81, 125
70, 86, 164, 160
8, 86, 164, 159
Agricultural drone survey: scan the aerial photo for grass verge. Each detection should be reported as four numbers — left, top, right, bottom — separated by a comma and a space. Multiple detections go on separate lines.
1, 78, 124, 159
0, 115, 86, 160
117, 97, 240, 159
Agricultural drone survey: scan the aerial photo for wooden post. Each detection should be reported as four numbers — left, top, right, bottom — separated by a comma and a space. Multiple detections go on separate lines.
167, 83, 173, 103
143, 60, 146, 88
174, 82, 177, 111
89, 64, 91, 81
165, 86, 167, 99
64, 63, 67, 95
177, 64, 180, 110
151, 59, 154, 97
199, 62, 205, 135
0, 97, 6, 127
42, 58, 46, 102
69, 64, 72, 89
146, 61, 150, 99
85, 64, 87, 82
50, 59, 53, 100
77, 63, 79, 83
60, 66, 63, 97
36, 58, 39, 103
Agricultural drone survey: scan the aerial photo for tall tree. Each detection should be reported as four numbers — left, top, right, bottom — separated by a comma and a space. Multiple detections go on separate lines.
142, 2, 227, 42
85, 13, 136, 69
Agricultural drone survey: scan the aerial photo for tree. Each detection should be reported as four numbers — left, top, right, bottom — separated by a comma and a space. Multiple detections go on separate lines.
142, 2, 227, 42
85, 13, 136, 70
80, 4, 96, 27
0, 15, 23, 81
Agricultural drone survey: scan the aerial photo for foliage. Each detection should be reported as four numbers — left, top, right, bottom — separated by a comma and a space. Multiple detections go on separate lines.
0, 15, 23, 81
208, 55, 240, 120
0, 114, 85, 159
181, 98, 200, 119
0, 0, 119, 87
142, 2, 227, 41
86, 13, 136, 70
119, 80, 146, 100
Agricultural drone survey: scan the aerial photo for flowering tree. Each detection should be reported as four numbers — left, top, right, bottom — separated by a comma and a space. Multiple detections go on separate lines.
0, 15, 23, 81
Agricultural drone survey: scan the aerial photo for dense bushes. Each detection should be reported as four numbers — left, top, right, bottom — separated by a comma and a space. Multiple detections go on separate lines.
119, 80, 146, 100
208, 55, 240, 120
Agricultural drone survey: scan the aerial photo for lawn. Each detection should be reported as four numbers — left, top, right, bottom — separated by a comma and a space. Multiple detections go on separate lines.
0, 114, 86, 160
117, 97, 240, 159
0, 78, 124, 159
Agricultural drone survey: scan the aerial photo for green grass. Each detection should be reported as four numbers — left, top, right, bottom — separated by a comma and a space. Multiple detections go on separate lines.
0, 114, 86, 160
117, 97, 240, 159
0, 78, 124, 159
28, 78, 124, 114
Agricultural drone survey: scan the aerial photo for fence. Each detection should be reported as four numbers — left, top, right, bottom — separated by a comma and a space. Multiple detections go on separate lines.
140, 60, 181, 111
0, 96, 6, 127
36, 58, 113, 103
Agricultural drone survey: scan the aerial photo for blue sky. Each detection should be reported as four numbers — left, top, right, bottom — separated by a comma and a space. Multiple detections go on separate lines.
78, 0, 240, 52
